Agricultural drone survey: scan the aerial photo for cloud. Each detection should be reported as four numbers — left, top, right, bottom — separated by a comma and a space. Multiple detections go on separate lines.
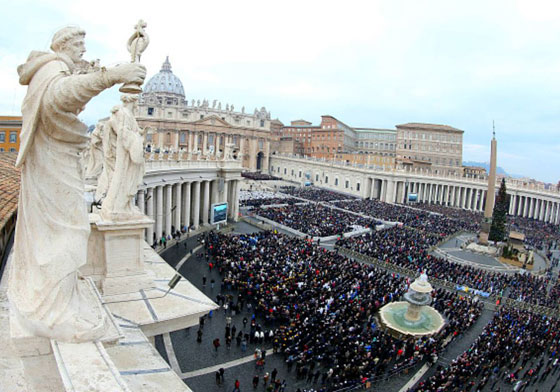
2, 0, 560, 183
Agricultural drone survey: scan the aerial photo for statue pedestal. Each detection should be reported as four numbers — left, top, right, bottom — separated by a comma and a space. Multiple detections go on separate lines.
478, 219, 492, 246
85, 214, 155, 296
10, 277, 122, 358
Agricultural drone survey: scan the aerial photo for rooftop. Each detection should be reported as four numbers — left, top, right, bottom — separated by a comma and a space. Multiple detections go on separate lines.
0, 152, 20, 230
396, 123, 464, 133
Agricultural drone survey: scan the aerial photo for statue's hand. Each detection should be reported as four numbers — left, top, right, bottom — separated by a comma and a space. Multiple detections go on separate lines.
109, 63, 146, 85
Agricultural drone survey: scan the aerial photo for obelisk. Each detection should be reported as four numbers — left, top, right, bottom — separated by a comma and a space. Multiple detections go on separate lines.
479, 126, 497, 245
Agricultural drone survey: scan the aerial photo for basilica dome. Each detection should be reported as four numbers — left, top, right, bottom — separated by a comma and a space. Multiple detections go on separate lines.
144, 56, 185, 97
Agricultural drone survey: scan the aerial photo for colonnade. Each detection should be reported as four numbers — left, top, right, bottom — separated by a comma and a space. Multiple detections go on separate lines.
136, 178, 241, 243
371, 179, 487, 212
508, 194, 560, 224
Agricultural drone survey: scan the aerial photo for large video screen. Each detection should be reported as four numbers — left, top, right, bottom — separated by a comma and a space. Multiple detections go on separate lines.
211, 202, 228, 224
408, 193, 418, 202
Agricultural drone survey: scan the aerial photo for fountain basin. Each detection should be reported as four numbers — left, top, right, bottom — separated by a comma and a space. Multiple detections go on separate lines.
379, 301, 445, 337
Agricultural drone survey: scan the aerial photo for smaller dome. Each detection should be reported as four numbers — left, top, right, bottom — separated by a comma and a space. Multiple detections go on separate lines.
144, 56, 185, 97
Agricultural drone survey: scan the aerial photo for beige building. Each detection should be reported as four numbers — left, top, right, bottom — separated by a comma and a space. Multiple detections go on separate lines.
396, 123, 463, 175
135, 57, 278, 171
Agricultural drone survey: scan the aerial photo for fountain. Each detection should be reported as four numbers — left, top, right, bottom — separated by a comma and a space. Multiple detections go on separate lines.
378, 273, 445, 338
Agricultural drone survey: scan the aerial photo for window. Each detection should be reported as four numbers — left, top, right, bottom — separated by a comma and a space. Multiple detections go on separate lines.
0, 132, 4, 142
291, 169, 294, 176
147, 107, 154, 116
316, 174, 319, 181
345, 180, 349, 189
299, 171, 302, 178
284, 168, 287, 174
325, 176, 328, 184
0, 148, 4, 152
335, 178, 339, 186
10, 133, 17, 143
260, 120, 265, 127
10, 148, 16, 152
356, 183, 360, 191
180, 132, 186, 143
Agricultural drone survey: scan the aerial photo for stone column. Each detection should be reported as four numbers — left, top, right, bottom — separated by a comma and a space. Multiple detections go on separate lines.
146, 188, 154, 243
223, 179, 229, 204
182, 182, 191, 229
263, 140, 270, 172
174, 182, 182, 230
210, 179, 218, 207
193, 132, 199, 152
239, 137, 246, 162
202, 180, 210, 225
137, 190, 145, 214
466, 188, 473, 210
202, 132, 208, 154
380, 180, 386, 202
192, 181, 201, 229
156, 185, 163, 240
528, 197, 535, 219
233, 180, 240, 221
523, 196, 529, 218
250, 137, 258, 170
165, 184, 172, 236
450, 186, 456, 207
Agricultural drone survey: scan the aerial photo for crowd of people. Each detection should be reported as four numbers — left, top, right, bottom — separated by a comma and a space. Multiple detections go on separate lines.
239, 190, 299, 208
411, 307, 560, 392
205, 230, 484, 391
252, 204, 379, 237
241, 172, 282, 181
337, 226, 510, 296
337, 225, 560, 307
332, 200, 479, 236
279, 186, 357, 202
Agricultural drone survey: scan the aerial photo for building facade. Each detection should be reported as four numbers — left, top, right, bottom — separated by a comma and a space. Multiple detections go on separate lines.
134, 58, 277, 171
0, 116, 22, 152
395, 123, 463, 175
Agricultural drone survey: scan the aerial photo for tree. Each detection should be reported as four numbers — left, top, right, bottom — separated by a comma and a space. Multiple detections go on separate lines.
489, 178, 509, 242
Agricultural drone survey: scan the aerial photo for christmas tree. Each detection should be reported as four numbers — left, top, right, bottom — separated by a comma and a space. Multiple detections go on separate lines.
489, 178, 508, 242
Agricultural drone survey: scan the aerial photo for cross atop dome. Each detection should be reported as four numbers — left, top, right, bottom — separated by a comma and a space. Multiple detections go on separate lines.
161, 56, 172, 72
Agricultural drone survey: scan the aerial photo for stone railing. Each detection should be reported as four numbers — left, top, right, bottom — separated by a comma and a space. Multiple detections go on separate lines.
144, 153, 242, 172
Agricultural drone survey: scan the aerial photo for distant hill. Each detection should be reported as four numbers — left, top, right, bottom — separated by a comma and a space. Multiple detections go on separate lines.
462, 161, 522, 178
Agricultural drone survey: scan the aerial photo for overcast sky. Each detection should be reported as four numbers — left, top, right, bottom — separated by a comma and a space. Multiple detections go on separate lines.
1, 0, 559, 182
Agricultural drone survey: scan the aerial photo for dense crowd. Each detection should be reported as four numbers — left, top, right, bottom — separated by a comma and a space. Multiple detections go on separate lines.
337, 225, 560, 307
337, 226, 509, 295
412, 307, 560, 392
509, 215, 560, 250
206, 231, 484, 391
239, 190, 299, 208
279, 186, 357, 202
252, 204, 379, 237
241, 172, 282, 181
332, 200, 479, 236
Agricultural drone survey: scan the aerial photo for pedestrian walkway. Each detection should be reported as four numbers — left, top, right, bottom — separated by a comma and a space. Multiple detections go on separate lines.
180, 352, 277, 379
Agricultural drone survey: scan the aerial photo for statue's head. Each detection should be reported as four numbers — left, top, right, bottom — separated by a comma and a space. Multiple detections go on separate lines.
51, 26, 86, 64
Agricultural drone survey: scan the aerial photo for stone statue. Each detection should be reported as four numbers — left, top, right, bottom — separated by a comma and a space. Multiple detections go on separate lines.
191, 99, 195, 106
121, 20, 149, 94
197, 99, 200, 107
226, 104, 229, 111
167, 148, 175, 160
101, 95, 146, 220
96, 110, 119, 201
223, 142, 235, 161
241, 106, 245, 114
230, 104, 234, 112
126, 19, 149, 63
212, 99, 217, 108
9, 26, 146, 342
218, 102, 222, 110
85, 120, 105, 178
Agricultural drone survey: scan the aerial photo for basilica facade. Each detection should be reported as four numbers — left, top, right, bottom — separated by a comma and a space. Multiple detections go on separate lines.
134, 57, 279, 171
